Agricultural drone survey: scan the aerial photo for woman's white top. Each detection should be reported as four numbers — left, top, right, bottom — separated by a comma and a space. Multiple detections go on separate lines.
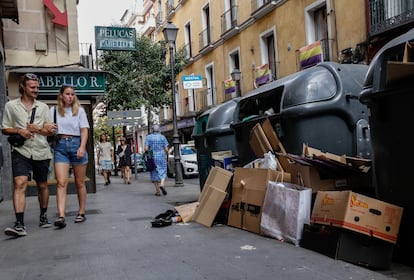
51, 106, 90, 136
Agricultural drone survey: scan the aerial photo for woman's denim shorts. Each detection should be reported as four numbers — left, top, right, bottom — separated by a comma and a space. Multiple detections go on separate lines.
101, 159, 113, 170
54, 136, 88, 165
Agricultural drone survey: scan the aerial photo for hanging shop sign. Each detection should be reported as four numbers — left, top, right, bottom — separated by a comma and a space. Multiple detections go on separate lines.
95, 26, 136, 51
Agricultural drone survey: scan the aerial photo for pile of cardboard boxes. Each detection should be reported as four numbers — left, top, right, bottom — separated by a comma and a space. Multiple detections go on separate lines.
178, 117, 403, 270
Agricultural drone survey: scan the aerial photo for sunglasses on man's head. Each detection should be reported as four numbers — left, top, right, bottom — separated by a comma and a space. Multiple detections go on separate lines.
23, 73, 39, 81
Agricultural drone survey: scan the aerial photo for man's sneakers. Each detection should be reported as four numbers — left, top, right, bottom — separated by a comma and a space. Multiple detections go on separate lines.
39, 214, 52, 228
4, 222, 27, 237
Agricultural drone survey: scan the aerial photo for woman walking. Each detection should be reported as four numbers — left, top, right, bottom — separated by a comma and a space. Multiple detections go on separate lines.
97, 133, 114, 186
144, 124, 169, 196
51, 84, 90, 228
117, 137, 132, 184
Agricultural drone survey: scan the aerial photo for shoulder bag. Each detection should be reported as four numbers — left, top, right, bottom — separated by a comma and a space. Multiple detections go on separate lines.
47, 106, 58, 149
7, 107, 36, 147
143, 150, 157, 171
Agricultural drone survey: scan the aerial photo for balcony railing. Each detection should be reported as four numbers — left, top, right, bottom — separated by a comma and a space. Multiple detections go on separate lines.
166, 0, 175, 15
221, 5, 238, 35
198, 27, 212, 51
251, 0, 280, 19
155, 11, 163, 28
369, 0, 414, 36
183, 42, 193, 58
199, 89, 210, 111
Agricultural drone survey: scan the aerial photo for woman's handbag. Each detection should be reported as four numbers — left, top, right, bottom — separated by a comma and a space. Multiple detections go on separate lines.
8, 107, 36, 147
143, 150, 157, 172
47, 106, 58, 149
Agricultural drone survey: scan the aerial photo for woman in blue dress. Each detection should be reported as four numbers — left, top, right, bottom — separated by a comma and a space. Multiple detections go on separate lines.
144, 124, 169, 196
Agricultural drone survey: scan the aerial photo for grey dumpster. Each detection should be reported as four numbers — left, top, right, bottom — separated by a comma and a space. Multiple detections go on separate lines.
360, 28, 414, 267
231, 62, 372, 167
192, 98, 239, 190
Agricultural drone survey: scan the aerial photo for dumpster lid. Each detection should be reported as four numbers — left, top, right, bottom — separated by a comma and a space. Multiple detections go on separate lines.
204, 98, 239, 129
363, 28, 414, 90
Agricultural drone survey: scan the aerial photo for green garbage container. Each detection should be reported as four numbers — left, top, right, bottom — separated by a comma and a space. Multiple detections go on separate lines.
192, 98, 239, 190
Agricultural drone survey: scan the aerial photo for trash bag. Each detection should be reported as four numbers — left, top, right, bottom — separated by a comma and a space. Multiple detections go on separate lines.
151, 209, 177, 227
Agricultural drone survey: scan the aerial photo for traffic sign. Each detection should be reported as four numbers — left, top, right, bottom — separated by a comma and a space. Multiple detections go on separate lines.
182, 75, 203, 89
108, 119, 143, 126
107, 110, 141, 119
107, 110, 143, 127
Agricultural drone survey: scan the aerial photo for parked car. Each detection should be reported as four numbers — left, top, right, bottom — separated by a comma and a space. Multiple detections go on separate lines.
131, 153, 145, 173
167, 144, 198, 178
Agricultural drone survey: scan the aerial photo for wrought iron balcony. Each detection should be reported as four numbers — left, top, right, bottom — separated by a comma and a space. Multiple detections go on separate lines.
369, 0, 414, 36
251, 0, 280, 19
221, 5, 239, 36
166, 0, 175, 16
198, 27, 212, 51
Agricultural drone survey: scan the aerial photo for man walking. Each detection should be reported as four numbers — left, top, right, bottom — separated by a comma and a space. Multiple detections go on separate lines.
1, 73, 56, 237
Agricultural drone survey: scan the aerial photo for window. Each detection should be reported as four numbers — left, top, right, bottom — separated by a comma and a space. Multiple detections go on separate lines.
305, 1, 330, 61
205, 64, 215, 106
260, 30, 277, 81
184, 22, 192, 58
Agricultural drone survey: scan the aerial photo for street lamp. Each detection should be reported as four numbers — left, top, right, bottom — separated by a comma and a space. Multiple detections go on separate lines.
163, 22, 184, 187
231, 69, 242, 97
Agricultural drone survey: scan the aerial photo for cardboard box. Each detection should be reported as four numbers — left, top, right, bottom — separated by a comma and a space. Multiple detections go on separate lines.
228, 167, 291, 234
212, 155, 238, 172
249, 123, 273, 158
289, 161, 338, 192
249, 119, 290, 172
193, 167, 233, 227
386, 41, 414, 83
311, 191, 403, 244
300, 224, 394, 269
211, 150, 233, 161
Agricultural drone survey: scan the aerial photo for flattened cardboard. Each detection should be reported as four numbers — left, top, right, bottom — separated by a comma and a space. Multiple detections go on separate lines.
261, 118, 291, 172
174, 201, 199, 223
193, 187, 227, 227
193, 166, 233, 227
228, 167, 291, 234
303, 144, 346, 164
403, 41, 414, 62
387, 61, 414, 83
311, 191, 403, 244
249, 123, 273, 158
387, 41, 414, 83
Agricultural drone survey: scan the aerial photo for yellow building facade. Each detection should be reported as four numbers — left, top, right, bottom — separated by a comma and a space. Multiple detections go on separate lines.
153, 0, 367, 114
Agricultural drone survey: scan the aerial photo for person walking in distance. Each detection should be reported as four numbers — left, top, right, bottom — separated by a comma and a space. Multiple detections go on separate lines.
144, 124, 169, 196
97, 133, 114, 186
1, 73, 56, 237
51, 84, 90, 229
117, 137, 132, 184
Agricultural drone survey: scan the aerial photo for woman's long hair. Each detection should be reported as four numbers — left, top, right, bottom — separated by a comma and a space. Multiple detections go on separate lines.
57, 84, 81, 116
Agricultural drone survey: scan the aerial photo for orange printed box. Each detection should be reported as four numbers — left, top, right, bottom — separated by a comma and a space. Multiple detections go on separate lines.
311, 191, 403, 244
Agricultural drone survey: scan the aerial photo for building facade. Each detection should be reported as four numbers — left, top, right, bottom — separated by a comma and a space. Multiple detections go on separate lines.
147, 0, 413, 140
0, 0, 103, 200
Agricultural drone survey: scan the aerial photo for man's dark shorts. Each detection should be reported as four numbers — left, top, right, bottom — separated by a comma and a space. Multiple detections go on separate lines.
12, 151, 50, 182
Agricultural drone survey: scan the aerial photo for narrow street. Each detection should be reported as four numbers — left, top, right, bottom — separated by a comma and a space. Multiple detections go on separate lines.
0, 174, 412, 280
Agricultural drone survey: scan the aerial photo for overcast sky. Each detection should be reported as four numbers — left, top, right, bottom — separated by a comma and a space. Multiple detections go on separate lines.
77, 0, 138, 53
